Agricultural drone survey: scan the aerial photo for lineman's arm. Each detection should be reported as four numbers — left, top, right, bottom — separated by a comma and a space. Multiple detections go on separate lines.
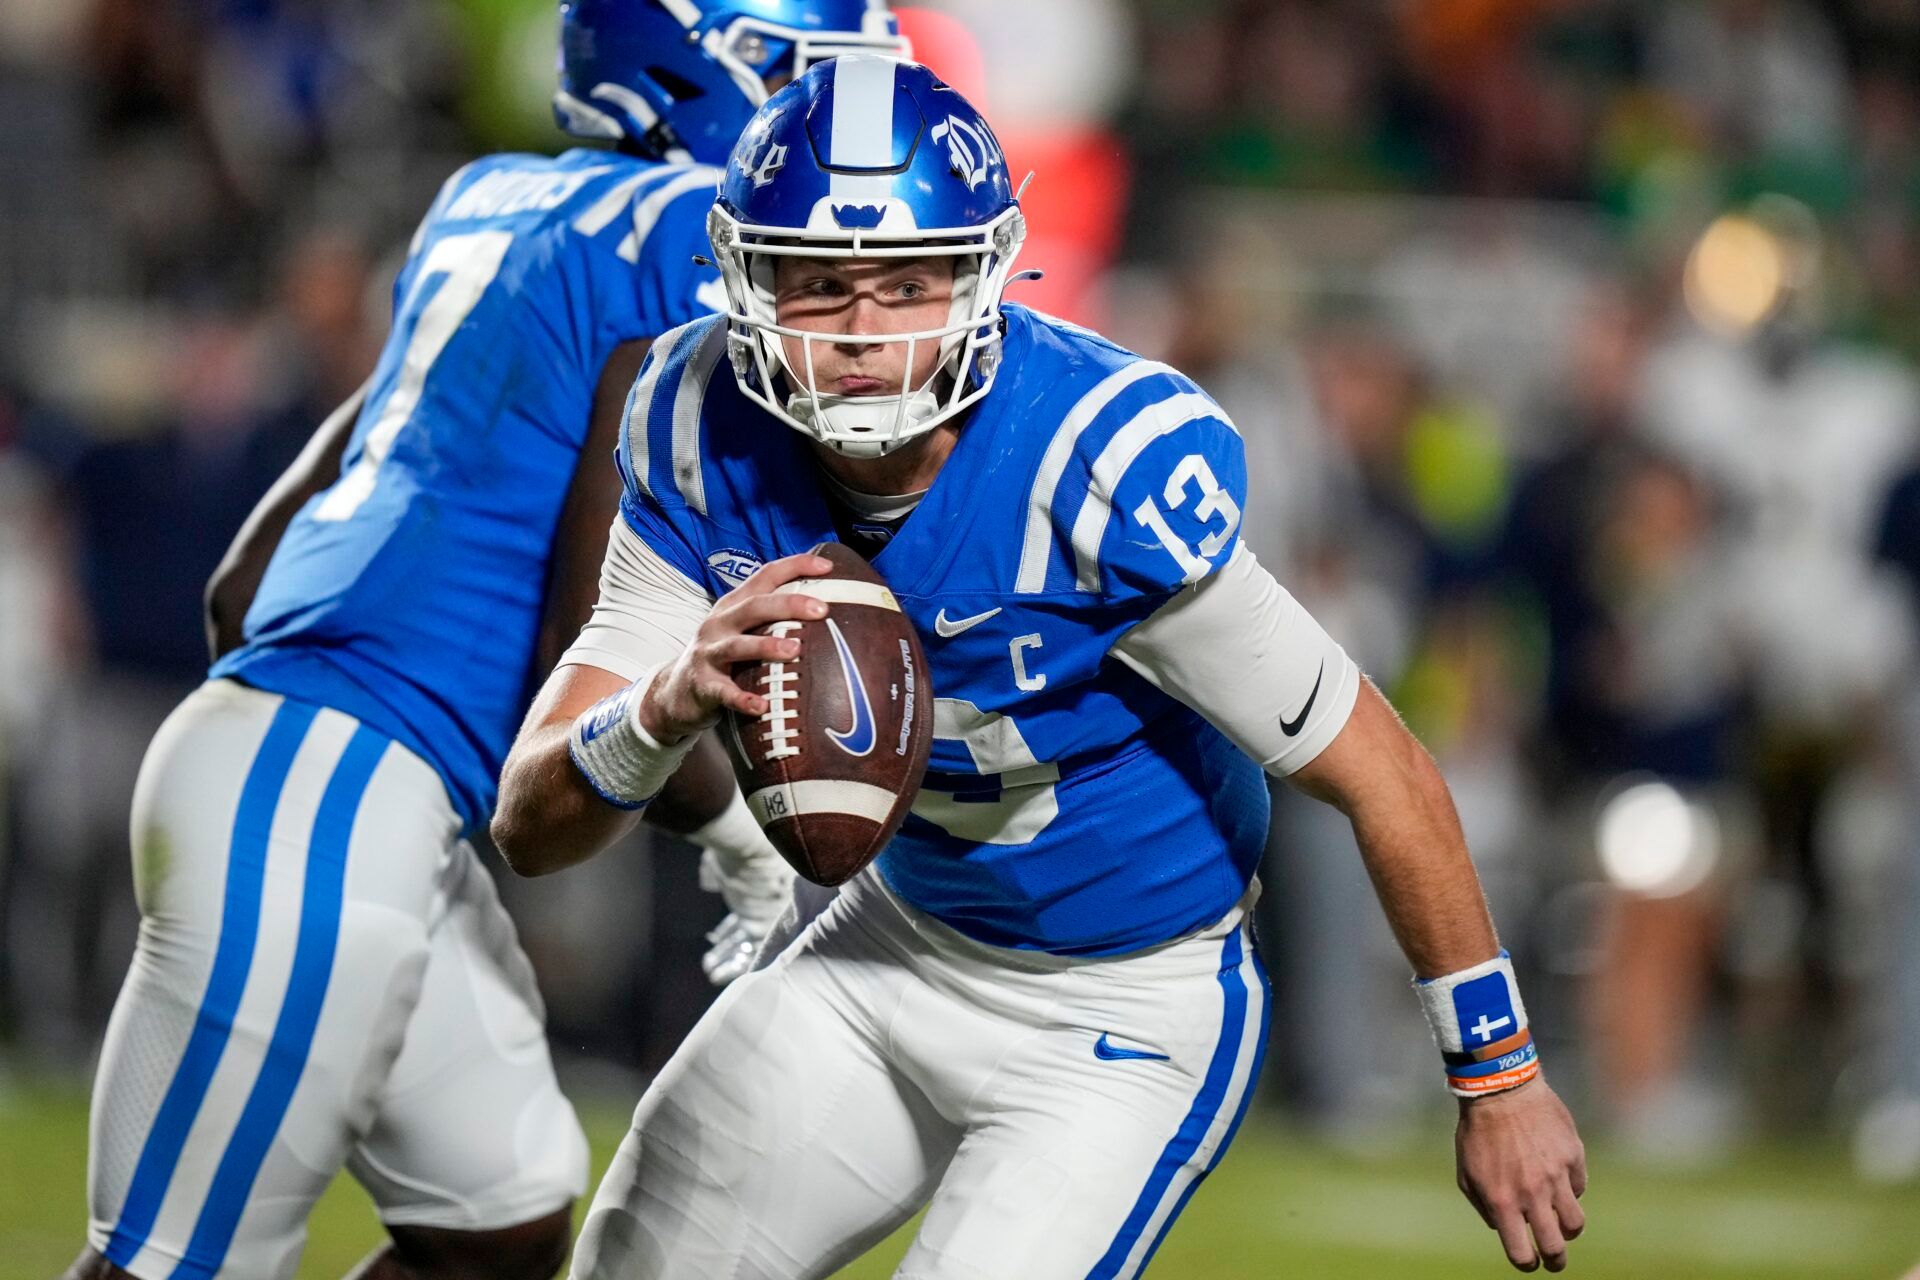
1113, 545, 1586, 1273
204, 379, 368, 661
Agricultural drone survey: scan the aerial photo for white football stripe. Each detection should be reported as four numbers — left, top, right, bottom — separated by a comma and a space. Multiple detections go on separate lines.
788, 578, 901, 611
1071, 393, 1236, 592
659, 0, 701, 27
1014, 361, 1179, 594
747, 779, 898, 827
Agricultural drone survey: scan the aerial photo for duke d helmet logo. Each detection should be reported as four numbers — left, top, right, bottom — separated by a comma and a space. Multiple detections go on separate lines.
747, 139, 788, 188
931, 116, 1001, 191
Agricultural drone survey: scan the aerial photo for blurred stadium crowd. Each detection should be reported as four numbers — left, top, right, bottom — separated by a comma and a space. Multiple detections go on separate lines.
3, 0, 1920, 1188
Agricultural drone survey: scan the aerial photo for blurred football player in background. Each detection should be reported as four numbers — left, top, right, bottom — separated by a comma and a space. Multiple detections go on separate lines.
497, 57, 1586, 1278
61, 5, 905, 1280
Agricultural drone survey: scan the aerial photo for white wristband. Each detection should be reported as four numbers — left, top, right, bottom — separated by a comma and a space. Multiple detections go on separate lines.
567, 668, 698, 811
1414, 950, 1541, 1098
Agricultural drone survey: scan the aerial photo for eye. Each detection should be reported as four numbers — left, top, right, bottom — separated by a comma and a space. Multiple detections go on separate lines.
896, 281, 924, 300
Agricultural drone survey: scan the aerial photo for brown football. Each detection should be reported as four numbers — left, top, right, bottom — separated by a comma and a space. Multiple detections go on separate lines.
722, 542, 933, 886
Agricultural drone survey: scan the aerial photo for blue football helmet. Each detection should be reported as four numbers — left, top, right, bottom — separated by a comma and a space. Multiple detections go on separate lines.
709, 56, 1028, 457
554, 0, 908, 165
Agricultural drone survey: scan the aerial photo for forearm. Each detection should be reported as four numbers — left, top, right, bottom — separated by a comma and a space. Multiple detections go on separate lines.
494, 698, 644, 876
1289, 679, 1499, 977
491, 667, 648, 875
1114, 549, 1499, 974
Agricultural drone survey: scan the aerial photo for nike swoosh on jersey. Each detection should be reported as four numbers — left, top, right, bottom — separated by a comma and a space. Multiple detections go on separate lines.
933, 607, 1002, 638
1093, 1033, 1171, 1062
1279, 661, 1325, 737
824, 618, 877, 757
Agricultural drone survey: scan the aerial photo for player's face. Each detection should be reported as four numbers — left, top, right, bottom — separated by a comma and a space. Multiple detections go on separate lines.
771, 256, 956, 397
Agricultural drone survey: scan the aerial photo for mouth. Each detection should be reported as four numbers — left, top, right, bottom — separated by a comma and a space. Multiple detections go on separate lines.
831, 375, 888, 395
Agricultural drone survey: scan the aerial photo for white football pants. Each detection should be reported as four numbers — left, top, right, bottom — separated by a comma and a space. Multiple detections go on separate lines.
87, 680, 587, 1280
573, 868, 1270, 1280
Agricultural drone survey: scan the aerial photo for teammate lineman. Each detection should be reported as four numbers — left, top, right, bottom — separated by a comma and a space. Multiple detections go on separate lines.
499, 57, 1588, 1279
64, 6, 906, 1280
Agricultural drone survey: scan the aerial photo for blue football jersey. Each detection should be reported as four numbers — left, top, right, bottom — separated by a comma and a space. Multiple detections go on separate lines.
214, 149, 723, 829
619, 304, 1271, 955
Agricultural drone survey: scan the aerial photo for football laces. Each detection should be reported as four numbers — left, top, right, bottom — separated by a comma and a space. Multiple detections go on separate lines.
759, 621, 804, 761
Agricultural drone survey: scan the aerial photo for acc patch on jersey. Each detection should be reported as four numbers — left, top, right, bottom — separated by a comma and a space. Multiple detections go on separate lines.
707, 548, 763, 590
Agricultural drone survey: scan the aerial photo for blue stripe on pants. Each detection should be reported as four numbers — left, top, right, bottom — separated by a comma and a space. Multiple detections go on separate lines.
171, 725, 388, 1280
105, 699, 320, 1268
1133, 929, 1271, 1276
1085, 926, 1250, 1280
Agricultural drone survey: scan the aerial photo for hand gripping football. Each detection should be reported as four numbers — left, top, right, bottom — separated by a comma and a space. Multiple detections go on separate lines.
723, 543, 933, 886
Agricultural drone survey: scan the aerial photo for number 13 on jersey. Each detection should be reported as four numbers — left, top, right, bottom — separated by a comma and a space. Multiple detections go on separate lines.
1133, 452, 1241, 584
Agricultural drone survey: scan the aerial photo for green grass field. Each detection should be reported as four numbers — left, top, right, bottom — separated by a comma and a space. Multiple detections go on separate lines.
5, 1082, 1916, 1279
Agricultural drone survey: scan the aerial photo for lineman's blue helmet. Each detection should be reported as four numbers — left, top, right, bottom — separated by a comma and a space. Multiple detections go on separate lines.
554, 1, 908, 166
709, 56, 1028, 456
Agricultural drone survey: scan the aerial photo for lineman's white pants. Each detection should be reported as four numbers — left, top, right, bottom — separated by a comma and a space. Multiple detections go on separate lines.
87, 680, 587, 1280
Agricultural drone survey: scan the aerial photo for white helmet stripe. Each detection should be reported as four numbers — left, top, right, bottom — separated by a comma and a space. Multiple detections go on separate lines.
829, 54, 897, 167
828, 55, 899, 209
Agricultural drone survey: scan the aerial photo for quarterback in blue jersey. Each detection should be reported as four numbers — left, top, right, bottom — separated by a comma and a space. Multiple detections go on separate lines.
65, 7, 907, 1280
500, 58, 1588, 1280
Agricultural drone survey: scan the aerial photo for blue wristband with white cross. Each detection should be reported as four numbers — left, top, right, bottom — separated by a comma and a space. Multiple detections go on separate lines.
1414, 950, 1540, 1098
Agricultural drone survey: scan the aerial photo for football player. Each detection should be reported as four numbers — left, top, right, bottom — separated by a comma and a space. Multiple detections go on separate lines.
498, 57, 1586, 1279
64, 6, 906, 1280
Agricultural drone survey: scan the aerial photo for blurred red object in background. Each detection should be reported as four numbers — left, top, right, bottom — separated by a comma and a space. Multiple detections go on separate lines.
897, 6, 1130, 328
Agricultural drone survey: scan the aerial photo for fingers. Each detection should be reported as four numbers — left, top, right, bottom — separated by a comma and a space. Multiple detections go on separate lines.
684, 595, 818, 722
698, 671, 766, 718
736, 553, 834, 597
1458, 1171, 1496, 1230
1554, 1176, 1586, 1242
714, 590, 829, 638
706, 632, 802, 668
1488, 1200, 1539, 1273
1526, 1193, 1570, 1273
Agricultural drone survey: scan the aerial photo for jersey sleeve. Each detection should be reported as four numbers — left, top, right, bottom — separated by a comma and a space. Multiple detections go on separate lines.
613, 330, 714, 586
1079, 385, 1248, 607
560, 516, 714, 682
579, 164, 725, 344
625, 168, 726, 334
1111, 543, 1360, 775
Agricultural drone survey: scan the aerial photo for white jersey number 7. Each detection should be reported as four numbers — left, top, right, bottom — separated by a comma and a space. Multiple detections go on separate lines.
316, 230, 514, 523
